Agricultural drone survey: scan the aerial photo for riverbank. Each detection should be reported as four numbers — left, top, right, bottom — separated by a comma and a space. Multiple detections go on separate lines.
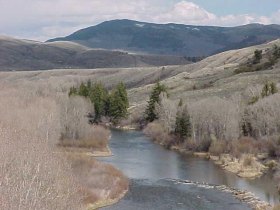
210, 154, 271, 179
167, 144, 278, 179
66, 152, 129, 210
167, 145, 278, 209
168, 179, 272, 210
166, 146, 277, 210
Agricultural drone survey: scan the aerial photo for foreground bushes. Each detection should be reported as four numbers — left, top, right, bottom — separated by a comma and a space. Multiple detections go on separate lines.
0, 86, 83, 210
0, 81, 115, 209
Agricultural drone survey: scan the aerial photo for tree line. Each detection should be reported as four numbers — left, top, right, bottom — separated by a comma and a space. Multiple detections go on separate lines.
145, 82, 192, 143
144, 80, 280, 155
69, 81, 129, 124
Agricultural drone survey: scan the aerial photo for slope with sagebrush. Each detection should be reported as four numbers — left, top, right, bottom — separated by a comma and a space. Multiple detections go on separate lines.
1, 39, 279, 112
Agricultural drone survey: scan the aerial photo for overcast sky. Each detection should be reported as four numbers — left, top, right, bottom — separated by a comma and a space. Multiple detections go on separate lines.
0, 0, 279, 41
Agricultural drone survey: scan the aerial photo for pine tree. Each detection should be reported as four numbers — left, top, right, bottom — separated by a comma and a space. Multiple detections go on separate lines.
109, 82, 129, 123
89, 82, 108, 122
253, 49, 262, 64
175, 106, 192, 143
145, 82, 167, 122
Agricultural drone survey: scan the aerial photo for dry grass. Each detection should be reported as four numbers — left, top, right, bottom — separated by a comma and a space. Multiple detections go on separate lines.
0, 78, 127, 209
273, 204, 280, 210
70, 155, 129, 204
0, 86, 83, 210
242, 154, 254, 167
59, 126, 110, 149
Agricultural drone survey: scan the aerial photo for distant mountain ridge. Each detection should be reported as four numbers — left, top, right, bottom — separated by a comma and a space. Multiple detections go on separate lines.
0, 36, 191, 71
48, 19, 280, 57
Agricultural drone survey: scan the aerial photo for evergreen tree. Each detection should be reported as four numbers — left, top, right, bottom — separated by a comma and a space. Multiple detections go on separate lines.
175, 106, 192, 142
89, 83, 108, 122
273, 45, 280, 59
68, 81, 130, 124
109, 82, 129, 123
145, 82, 167, 122
242, 109, 253, 137
253, 49, 262, 64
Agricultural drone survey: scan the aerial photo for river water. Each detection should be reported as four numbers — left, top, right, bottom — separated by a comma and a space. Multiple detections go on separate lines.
99, 129, 279, 209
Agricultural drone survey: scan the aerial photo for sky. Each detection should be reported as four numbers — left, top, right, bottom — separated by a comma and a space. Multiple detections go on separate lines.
0, 0, 279, 41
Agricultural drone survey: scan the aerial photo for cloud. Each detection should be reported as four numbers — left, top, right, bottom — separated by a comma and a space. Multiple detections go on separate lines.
0, 0, 279, 41
153, 1, 216, 24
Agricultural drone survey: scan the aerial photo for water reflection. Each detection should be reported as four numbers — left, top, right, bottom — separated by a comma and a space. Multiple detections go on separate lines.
98, 129, 280, 205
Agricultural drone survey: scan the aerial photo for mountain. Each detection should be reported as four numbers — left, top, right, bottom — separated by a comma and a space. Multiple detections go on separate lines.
47, 19, 280, 57
0, 36, 191, 71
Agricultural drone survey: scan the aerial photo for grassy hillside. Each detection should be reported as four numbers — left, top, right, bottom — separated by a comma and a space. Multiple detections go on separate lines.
2, 39, 279, 110
48, 19, 280, 57
0, 36, 191, 71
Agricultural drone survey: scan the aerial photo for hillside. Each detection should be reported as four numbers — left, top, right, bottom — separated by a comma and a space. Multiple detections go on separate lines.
1, 39, 280, 110
0, 36, 191, 71
48, 19, 280, 57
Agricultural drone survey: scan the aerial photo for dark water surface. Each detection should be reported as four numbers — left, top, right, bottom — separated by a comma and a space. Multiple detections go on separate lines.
99, 129, 279, 209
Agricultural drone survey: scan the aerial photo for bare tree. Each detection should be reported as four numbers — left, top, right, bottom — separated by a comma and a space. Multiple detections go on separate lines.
244, 93, 280, 138
155, 92, 177, 133
189, 97, 240, 143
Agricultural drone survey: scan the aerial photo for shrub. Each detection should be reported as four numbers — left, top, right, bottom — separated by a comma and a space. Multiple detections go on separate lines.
267, 136, 280, 157
0, 87, 83, 210
242, 154, 254, 167
58, 95, 110, 149
184, 139, 199, 151
59, 126, 110, 149
209, 141, 227, 156
243, 93, 280, 139
230, 137, 259, 157
197, 139, 212, 152
70, 156, 128, 204
144, 122, 173, 146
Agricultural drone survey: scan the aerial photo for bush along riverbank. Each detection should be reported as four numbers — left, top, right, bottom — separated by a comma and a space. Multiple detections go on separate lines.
66, 81, 131, 209
143, 83, 279, 171
138, 82, 280, 201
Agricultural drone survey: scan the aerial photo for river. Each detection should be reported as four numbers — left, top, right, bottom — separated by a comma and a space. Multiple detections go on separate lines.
99, 129, 279, 209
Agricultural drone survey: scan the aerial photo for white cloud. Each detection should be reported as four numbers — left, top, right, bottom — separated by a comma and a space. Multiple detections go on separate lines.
0, 0, 279, 41
153, 1, 216, 25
